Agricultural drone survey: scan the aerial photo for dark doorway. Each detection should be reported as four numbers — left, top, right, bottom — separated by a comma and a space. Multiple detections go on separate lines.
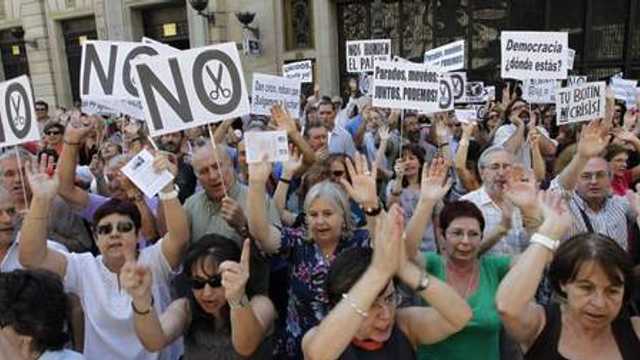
141, 1, 190, 50
62, 17, 97, 104
0, 28, 29, 80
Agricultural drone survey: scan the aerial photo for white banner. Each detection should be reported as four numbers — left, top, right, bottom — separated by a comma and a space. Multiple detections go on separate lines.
132, 42, 251, 137
245, 130, 289, 163
0, 76, 40, 149
346, 39, 391, 73
251, 73, 301, 117
423, 40, 465, 72
523, 79, 560, 104
501, 31, 569, 80
556, 82, 606, 125
372, 60, 440, 113
282, 60, 313, 83
611, 77, 638, 105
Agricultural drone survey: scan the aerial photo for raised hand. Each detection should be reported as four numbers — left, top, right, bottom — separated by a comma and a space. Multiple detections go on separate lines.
120, 250, 153, 304
577, 120, 610, 159
623, 110, 638, 132
341, 153, 378, 209
378, 124, 391, 142
528, 128, 541, 148
504, 165, 538, 212
460, 122, 475, 140
282, 148, 303, 178
271, 103, 297, 135
419, 157, 452, 202
65, 114, 94, 144
248, 159, 273, 185
221, 196, 248, 233
152, 151, 178, 193
614, 129, 638, 144
538, 190, 572, 240
393, 158, 406, 179
25, 154, 59, 200
371, 204, 405, 278
220, 238, 251, 304
434, 116, 451, 144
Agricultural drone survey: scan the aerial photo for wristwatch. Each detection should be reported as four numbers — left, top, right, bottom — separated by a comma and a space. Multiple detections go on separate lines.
530, 233, 560, 252
229, 294, 250, 309
415, 272, 431, 292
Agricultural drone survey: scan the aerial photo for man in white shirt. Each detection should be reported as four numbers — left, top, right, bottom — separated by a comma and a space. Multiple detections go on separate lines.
19, 151, 189, 360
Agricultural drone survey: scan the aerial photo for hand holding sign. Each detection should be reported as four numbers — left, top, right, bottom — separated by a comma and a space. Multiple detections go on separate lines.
220, 238, 251, 304
152, 151, 178, 193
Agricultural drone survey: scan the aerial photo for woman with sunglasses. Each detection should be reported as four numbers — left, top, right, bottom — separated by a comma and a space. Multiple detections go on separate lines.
121, 234, 276, 359
302, 205, 471, 359
42, 121, 65, 156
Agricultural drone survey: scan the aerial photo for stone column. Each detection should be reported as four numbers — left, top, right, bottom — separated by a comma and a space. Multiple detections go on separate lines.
313, 0, 340, 95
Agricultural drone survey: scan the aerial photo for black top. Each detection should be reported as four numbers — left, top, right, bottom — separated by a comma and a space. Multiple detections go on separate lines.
525, 303, 640, 360
338, 325, 415, 360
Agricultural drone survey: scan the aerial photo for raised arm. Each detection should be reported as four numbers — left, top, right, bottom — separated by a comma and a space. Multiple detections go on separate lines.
273, 150, 304, 226
271, 104, 316, 167
341, 153, 380, 235
59, 117, 94, 209
373, 125, 393, 179
528, 129, 547, 183
454, 122, 481, 191
18, 155, 68, 277
500, 116, 526, 154
247, 161, 282, 254
496, 191, 572, 350
557, 120, 609, 191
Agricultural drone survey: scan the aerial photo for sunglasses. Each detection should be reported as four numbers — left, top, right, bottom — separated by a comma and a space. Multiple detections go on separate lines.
332, 170, 345, 177
191, 275, 222, 290
45, 131, 61, 136
35, 108, 47, 111
96, 221, 134, 236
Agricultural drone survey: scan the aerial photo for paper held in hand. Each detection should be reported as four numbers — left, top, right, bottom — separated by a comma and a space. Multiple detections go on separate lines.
454, 109, 478, 123
245, 130, 290, 164
121, 149, 175, 198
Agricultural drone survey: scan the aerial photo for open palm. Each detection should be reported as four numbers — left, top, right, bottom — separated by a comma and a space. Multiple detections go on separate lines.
420, 157, 452, 202
342, 153, 378, 207
25, 154, 59, 200
504, 165, 538, 211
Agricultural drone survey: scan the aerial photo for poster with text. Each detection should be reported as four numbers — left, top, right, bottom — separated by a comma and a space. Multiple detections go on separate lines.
251, 73, 301, 116
556, 82, 606, 125
423, 40, 465, 72
346, 39, 391, 73
501, 31, 568, 80
282, 60, 313, 83
372, 60, 440, 113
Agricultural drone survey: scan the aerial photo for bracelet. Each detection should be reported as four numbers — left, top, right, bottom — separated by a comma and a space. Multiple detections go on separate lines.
64, 140, 80, 146
415, 272, 432, 292
229, 294, 250, 309
131, 296, 154, 315
530, 233, 560, 252
342, 293, 368, 318
158, 190, 178, 200
279, 178, 291, 184
363, 205, 382, 217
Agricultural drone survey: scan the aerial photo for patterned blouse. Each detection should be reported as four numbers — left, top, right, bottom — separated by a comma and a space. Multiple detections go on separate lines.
273, 226, 370, 359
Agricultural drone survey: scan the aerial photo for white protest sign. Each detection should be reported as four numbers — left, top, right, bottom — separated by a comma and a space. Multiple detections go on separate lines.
454, 109, 477, 123
251, 73, 301, 117
485, 86, 496, 101
132, 42, 251, 137
372, 60, 440, 113
141, 37, 179, 52
282, 60, 313, 83
81, 96, 146, 118
556, 81, 606, 125
438, 74, 454, 111
449, 72, 467, 103
346, 39, 391, 73
501, 31, 568, 80
0, 76, 40, 148
465, 81, 486, 103
359, 72, 374, 95
567, 76, 588, 87
523, 79, 560, 104
611, 77, 638, 105
423, 40, 465, 72
121, 149, 175, 198
245, 130, 289, 163
567, 48, 575, 70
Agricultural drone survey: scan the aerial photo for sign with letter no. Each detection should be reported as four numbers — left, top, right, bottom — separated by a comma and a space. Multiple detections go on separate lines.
132, 42, 250, 137
0, 76, 39, 148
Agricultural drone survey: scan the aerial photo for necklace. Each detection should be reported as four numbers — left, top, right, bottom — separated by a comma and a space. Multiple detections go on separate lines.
446, 260, 478, 299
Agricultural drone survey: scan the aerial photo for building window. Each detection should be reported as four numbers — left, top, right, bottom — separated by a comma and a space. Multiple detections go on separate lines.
284, 0, 314, 51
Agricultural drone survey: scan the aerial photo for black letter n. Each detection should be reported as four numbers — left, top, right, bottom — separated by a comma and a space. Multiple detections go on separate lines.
81, 44, 118, 96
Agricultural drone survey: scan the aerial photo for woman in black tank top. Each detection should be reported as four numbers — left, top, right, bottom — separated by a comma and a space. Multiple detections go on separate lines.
496, 191, 640, 360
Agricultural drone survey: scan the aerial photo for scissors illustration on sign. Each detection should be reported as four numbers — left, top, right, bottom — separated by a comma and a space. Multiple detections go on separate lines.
10, 94, 25, 129
206, 64, 232, 101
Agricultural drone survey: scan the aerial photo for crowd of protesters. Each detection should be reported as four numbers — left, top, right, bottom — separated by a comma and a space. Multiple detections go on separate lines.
1, 77, 640, 360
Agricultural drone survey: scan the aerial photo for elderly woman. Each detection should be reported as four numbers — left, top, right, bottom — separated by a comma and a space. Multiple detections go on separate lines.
496, 191, 640, 359
302, 205, 471, 359
248, 153, 380, 359
121, 234, 275, 358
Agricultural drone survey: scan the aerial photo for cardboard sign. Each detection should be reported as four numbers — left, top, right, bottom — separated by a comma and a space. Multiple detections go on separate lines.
567, 48, 575, 70
0, 76, 40, 148
372, 60, 440, 113
556, 82, 606, 125
450, 72, 467, 103
245, 130, 289, 163
611, 77, 638, 105
282, 60, 313, 83
465, 81, 486, 103
132, 42, 251, 137
423, 40, 465, 72
251, 73, 301, 117
438, 74, 454, 111
346, 39, 391, 73
501, 31, 569, 80
121, 149, 175, 198
454, 109, 477, 123
523, 79, 560, 104
567, 76, 588, 87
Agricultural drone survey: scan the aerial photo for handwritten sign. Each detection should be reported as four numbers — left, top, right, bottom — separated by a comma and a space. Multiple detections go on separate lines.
556, 82, 606, 125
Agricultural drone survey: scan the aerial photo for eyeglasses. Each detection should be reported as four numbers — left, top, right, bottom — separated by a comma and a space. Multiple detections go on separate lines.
191, 275, 222, 290
579, 171, 609, 182
45, 131, 61, 136
372, 291, 402, 309
96, 221, 134, 236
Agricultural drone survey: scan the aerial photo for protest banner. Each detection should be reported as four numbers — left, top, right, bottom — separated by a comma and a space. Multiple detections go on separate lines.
282, 60, 313, 83
556, 81, 606, 125
423, 40, 465, 72
245, 130, 289, 163
523, 79, 560, 104
132, 42, 251, 137
454, 109, 477, 123
501, 31, 568, 80
449, 72, 467, 103
567, 48, 575, 70
251, 73, 301, 117
346, 39, 391, 73
121, 148, 175, 198
611, 77, 638, 105
567, 75, 588, 87
0, 76, 39, 148
465, 81, 486, 103
372, 60, 440, 113
438, 74, 454, 111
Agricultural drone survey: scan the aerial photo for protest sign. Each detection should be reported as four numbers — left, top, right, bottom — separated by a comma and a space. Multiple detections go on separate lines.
611, 77, 638, 105
556, 81, 606, 125
465, 81, 486, 103
523, 79, 560, 104
485, 86, 496, 101
132, 42, 251, 137
449, 72, 467, 103
359, 72, 373, 95
454, 109, 477, 123
567, 76, 588, 87
346, 39, 391, 73
282, 60, 313, 83
245, 130, 289, 163
0, 76, 39, 149
567, 48, 575, 70
81, 96, 146, 118
121, 149, 175, 198
438, 74, 454, 111
372, 60, 440, 113
251, 73, 301, 116
501, 31, 568, 80
141, 37, 179, 52
423, 40, 465, 72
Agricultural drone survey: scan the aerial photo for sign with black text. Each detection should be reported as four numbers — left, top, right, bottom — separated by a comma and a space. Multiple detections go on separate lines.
251, 73, 301, 116
611, 77, 638, 105
523, 79, 560, 104
423, 40, 465, 72
501, 31, 568, 80
282, 60, 313, 83
372, 61, 440, 113
346, 39, 391, 73
0, 76, 39, 148
132, 42, 250, 137
556, 82, 606, 125
567, 76, 588, 87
